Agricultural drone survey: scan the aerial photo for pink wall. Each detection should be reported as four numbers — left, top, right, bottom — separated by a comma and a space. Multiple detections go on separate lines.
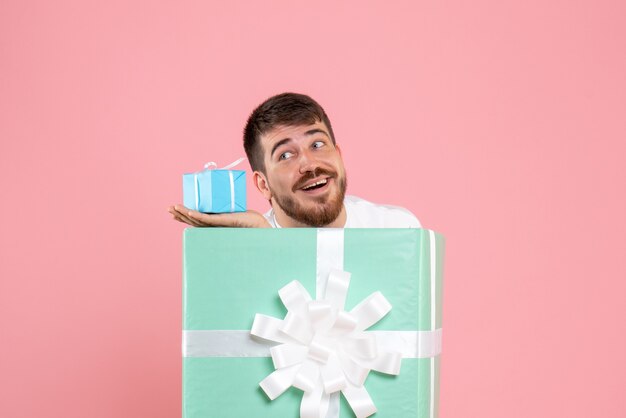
1, 1, 625, 417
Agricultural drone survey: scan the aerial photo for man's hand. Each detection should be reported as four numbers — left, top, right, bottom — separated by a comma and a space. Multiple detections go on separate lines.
168, 205, 271, 228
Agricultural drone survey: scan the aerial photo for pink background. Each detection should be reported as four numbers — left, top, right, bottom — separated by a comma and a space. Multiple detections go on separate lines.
1, 1, 625, 417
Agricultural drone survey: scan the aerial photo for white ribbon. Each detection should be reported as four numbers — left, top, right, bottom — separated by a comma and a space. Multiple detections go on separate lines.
193, 172, 210, 211
229, 171, 235, 212
251, 270, 404, 418
193, 157, 245, 212
316, 229, 344, 415
183, 329, 441, 359
428, 229, 438, 418
203, 157, 246, 171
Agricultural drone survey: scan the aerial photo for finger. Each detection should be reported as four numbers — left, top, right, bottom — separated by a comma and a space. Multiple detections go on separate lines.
181, 214, 204, 227
169, 207, 187, 221
171, 212, 193, 226
173, 204, 192, 215
171, 205, 205, 226
171, 210, 204, 227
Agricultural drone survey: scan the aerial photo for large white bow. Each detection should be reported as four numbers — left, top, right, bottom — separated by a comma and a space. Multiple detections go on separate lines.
250, 269, 402, 418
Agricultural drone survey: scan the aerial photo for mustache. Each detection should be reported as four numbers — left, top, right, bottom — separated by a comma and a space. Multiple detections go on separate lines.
292, 168, 337, 191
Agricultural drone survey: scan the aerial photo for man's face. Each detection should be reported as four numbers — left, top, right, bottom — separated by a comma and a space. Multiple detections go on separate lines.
257, 121, 347, 227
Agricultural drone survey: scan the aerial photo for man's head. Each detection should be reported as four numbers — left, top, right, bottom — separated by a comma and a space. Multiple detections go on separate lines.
243, 93, 347, 227
244, 93, 337, 173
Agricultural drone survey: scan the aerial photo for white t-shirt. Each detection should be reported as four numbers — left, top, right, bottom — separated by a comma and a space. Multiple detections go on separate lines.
263, 195, 421, 228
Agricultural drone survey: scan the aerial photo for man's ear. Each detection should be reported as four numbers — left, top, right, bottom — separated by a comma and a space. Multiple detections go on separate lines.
253, 171, 272, 201
335, 143, 342, 155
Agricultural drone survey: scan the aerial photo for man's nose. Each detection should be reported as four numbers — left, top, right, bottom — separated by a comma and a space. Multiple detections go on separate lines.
297, 149, 320, 174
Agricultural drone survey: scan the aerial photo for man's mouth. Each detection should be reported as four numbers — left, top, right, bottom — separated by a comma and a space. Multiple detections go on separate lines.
293, 168, 337, 194
301, 178, 328, 191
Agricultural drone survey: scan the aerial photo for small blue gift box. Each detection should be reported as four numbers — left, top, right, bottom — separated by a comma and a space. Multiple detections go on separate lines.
183, 160, 246, 213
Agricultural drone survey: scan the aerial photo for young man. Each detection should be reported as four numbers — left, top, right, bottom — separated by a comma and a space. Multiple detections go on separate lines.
169, 93, 420, 228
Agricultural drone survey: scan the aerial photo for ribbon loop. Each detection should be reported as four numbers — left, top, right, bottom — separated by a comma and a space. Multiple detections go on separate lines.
271, 344, 308, 369
279, 280, 312, 313
308, 340, 332, 364
328, 310, 358, 336
300, 385, 329, 418
259, 364, 300, 400
280, 312, 313, 344
251, 314, 296, 345
324, 269, 351, 309
308, 300, 333, 326
342, 384, 377, 418
293, 359, 320, 393
320, 356, 347, 393
337, 350, 370, 386
350, 292, 392, 331
202, 157, 246, 171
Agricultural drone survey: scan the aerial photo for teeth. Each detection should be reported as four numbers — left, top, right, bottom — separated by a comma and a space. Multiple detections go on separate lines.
302, 179, 328, 190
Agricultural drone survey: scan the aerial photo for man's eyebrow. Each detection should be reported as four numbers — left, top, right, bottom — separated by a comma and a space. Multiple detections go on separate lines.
270, 138, 293, 158
305, 129, 330, 138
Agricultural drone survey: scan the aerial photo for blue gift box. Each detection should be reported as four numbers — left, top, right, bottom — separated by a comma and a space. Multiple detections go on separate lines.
183, 165, 246, 213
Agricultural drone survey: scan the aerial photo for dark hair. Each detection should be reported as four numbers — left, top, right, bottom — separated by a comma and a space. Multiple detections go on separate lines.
243, 92, 336, 173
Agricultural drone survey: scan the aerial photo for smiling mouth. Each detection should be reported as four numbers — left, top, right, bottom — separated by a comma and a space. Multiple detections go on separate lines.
300, 178, 329, 191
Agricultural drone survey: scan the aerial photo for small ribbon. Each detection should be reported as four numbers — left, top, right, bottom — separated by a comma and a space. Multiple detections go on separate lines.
203, 157, 246, 171
251, 270, 402, 418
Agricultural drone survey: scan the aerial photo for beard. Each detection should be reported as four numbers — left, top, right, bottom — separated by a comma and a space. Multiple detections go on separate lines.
272, 169, 347, 227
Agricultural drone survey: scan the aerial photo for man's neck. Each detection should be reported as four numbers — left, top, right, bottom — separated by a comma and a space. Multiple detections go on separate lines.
272, 204, 347, 228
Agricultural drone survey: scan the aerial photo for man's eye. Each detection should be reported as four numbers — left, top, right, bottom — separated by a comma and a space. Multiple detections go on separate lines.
279, 151, 293, 160
312, 141, 325, 149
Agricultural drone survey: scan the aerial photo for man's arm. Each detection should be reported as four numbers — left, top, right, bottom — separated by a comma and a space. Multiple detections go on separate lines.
168, 205, 271, 228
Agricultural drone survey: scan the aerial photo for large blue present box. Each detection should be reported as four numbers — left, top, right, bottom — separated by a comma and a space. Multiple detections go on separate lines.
183, 163, 246, 213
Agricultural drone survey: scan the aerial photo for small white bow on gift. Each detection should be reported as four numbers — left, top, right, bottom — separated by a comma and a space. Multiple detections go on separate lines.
201, 157, 246, 171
